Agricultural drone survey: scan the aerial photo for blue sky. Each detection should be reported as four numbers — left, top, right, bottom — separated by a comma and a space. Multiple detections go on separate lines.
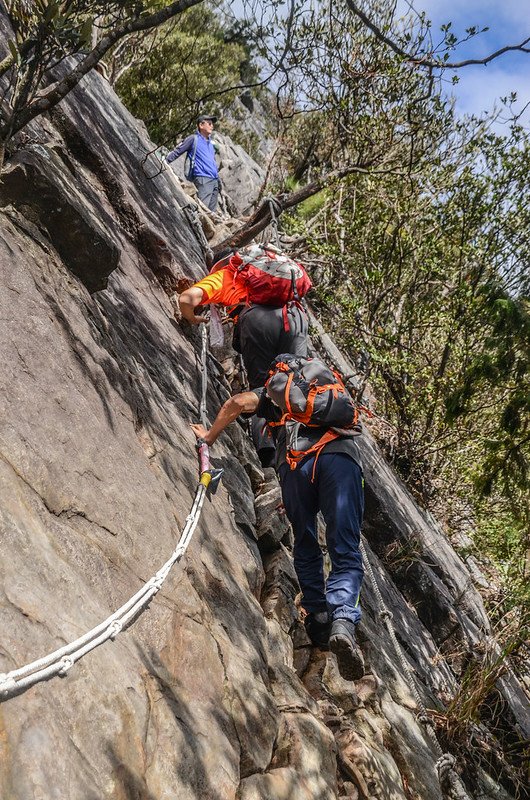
230, 0, 530, 125
399, 0, 530, 124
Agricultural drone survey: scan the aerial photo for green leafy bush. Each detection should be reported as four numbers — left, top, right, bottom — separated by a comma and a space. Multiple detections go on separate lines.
115, 5, 250, 145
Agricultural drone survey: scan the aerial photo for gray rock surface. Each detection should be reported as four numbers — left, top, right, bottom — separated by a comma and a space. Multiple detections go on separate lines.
0, 146, 120, 292
216, 132, 267, 217
0, 29, 528, 800
254, 484, 291, 552
225, 92, 277, 164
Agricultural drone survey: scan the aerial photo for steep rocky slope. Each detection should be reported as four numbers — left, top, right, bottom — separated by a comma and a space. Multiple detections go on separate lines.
0, 58, 529, 800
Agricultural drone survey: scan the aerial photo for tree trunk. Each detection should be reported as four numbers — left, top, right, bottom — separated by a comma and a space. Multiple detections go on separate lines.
212, 163, 373, 259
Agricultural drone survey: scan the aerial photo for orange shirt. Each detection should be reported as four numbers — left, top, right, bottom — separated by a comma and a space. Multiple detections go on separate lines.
194, 268, 247, 307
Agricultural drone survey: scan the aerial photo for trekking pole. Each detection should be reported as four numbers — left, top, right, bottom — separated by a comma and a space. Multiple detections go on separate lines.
196, 325, 223, 492
199, 325, 209, 427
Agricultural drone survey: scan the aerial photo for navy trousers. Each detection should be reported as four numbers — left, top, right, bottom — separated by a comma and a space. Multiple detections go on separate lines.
280, 453, 364, 624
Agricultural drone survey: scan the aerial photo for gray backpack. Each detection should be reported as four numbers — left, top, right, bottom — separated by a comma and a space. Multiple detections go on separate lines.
265, 355, 361, 469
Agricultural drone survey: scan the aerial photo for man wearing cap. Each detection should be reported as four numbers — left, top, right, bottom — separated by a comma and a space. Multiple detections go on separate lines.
166, 114, 220, 212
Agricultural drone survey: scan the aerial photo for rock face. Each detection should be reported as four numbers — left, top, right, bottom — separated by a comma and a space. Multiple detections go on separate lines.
222, 92, 277, 167
0, 145, 120, 292
215, 131, 267, 217
1, 32, 529, 800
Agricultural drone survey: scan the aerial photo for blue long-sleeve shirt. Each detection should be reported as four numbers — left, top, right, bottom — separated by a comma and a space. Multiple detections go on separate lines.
166, 133, 218, 179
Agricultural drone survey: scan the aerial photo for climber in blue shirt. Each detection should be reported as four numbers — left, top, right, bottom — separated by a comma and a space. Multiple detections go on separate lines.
166, 113, 220, 212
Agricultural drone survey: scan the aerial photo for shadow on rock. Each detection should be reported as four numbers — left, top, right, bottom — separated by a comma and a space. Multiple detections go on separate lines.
107, 745, 161, 800
137, 647, 239, 800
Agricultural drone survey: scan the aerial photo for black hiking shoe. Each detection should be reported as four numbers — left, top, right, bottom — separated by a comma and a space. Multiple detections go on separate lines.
329, 618, 365, 680
304, 611, 331, 649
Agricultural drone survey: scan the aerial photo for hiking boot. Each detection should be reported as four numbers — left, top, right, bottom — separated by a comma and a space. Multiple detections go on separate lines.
329, 618, 365, 680
304, 611, 331, 649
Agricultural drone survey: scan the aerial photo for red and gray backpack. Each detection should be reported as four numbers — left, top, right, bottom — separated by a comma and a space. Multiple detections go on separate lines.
226, 244, 312, 329
265, 355, 361, 471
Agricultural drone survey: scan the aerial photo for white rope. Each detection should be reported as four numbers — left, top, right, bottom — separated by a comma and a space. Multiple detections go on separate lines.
0, 483, 208, 699
0, 332, 215, 701
262, 196, 283, 250
435, 754, 472, 800
360, 540, 472, 799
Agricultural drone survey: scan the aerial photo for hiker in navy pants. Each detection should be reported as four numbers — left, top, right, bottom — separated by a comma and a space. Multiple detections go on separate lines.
191, 376, 366, 681
279, 452, 364, 626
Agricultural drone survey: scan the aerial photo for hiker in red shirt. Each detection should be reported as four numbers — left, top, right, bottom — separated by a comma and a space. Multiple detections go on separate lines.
179, 245, 312, 465
179, 262, 247, 324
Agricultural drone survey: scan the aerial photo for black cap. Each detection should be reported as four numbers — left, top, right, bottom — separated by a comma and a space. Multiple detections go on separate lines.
197, 113, 217, 124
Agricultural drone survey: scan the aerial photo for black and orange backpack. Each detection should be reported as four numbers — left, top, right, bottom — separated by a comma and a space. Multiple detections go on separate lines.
265, 355, 361, 470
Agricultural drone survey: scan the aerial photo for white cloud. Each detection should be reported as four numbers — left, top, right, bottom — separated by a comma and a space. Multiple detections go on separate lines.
449, 65, 530, 120
410, 0, 530, 28
397, 0, 530, 52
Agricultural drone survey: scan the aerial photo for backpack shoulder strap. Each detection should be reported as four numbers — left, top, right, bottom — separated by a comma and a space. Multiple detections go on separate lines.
184, 134, 200, 180
190, 134, 199, 163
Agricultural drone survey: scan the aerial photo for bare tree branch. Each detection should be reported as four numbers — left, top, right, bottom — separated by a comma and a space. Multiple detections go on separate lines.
1, 0, 205, 142
344, 0, 530, 69
212, 161, 411, 256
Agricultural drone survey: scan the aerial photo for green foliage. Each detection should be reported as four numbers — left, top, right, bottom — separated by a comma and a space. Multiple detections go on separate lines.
0, 0, 206, 161
297, 189, 328, 220
286, 122, 530, 520
446, 290, 529, 505
114, 4, 253, 145
273, 5, 529, 623
7, 1, 140, 56
473, 509, 529, 612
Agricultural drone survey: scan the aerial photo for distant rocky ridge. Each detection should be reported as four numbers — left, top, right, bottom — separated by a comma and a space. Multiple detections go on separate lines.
0, 28, 529, 800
